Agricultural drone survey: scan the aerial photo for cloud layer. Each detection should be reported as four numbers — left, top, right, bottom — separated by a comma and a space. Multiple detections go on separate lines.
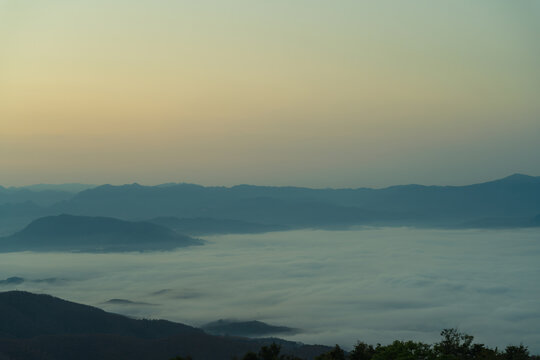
1, 227, 539, 352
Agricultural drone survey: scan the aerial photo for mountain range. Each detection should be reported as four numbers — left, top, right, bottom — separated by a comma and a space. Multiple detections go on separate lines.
1, 174, 539, 237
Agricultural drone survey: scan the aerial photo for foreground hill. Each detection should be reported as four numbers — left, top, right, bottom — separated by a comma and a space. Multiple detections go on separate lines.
0, 214, 202, 252
0, 291, 198, 339
0, 291, 329, 360
49, 174, 540, 228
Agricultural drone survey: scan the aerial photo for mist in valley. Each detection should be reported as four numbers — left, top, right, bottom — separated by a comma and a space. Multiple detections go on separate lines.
1, 227, 539, 352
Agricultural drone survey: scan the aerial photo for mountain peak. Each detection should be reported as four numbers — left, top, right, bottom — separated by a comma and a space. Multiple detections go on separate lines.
498, 173, 538, 183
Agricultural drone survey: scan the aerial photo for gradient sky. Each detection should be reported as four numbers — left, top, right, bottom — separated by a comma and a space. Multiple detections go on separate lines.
1, 1, 539, 188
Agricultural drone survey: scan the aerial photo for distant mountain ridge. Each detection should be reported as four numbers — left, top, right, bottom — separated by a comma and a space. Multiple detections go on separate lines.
0, 201, 54, 236
0, 188, 74, 207
1, 174, 540, 231
49, 174, 540, 228
3, 183, 95, 193
0, 214, 202, 252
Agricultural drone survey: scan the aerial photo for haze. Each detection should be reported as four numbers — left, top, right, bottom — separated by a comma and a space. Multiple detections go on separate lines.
2, 228, 539, 352
2, 1, 540, 187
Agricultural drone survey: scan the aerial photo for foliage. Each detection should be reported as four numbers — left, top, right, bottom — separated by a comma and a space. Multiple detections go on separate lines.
233, 329, 536, 360
349, 342, 375, 360
504, 345, 530, 360
315, 345, 346, 360
371, 340, 434, 360
235, 343, 304, 360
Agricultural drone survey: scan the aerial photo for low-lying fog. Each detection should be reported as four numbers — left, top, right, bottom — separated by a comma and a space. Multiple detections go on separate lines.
1, 228, 539, 352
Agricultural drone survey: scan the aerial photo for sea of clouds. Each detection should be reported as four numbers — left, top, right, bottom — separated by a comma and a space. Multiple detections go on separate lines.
1, 227, 539, 352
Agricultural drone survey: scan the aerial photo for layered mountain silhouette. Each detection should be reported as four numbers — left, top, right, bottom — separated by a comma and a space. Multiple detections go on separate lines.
0, 214, 202, 252
0, 201, 53, 236
49, 174, 540, 228
0, 187, 75, 206
1, 174, 540, 233
0, 291, 329, 360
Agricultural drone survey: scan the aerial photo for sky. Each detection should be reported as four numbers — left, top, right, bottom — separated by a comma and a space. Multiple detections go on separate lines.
1, 0, 539, 188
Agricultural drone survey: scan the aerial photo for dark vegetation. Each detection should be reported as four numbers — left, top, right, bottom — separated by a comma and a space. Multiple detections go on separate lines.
231, 329, 538, 360
0, 291, 329, 360
1, 291, 537, 360
0, 291, 198, 339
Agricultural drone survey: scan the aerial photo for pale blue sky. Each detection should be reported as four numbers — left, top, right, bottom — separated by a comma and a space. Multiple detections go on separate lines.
1, 1, 539, 187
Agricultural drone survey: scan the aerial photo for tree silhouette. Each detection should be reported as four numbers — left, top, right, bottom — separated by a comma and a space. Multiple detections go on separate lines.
434, 328, 475, 359
371, 340, 434, 360
315, 345, 346, 360
349, 342, 375, 360
259, 343, 282, 360
504, 345, 529, 360
234, 329, 538, 360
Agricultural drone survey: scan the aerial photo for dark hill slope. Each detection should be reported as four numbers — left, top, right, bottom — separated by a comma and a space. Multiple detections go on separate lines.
0, 291, 198, 339
0, 333, 330, 360
0, 291, 329, 360
0, 214, 202, 252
